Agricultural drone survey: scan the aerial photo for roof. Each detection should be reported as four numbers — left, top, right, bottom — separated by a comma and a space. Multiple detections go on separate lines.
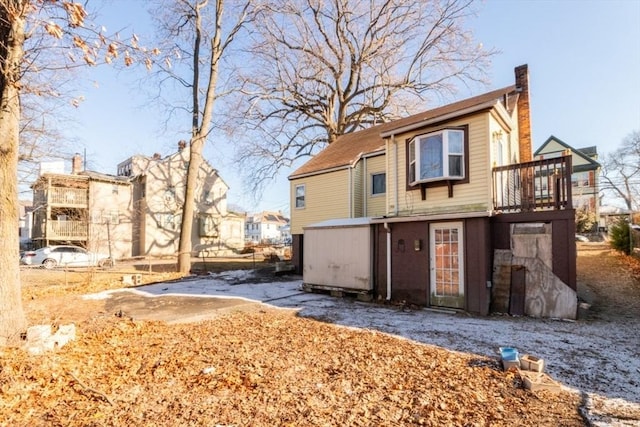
289, 85, 516, 179
534, 136, 601, 171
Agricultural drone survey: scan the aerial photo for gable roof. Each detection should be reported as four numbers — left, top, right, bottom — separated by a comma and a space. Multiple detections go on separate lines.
290, 85, 517, 179
534, 135, 600, 172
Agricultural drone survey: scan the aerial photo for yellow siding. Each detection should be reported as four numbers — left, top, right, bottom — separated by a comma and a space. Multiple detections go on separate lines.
389, 113, 497, 216
365, 154, 388, 217
352, 162, 364, 218
290, 169, 350, 234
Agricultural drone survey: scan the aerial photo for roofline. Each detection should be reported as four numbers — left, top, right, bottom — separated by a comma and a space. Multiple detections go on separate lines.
370, 210, 492, 224
380, 99, 499, 138
535, 135, 601, 168
289, 164, 351, 180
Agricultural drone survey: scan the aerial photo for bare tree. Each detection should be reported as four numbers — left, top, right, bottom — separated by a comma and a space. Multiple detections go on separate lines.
146, 0, 254, 273
0, 0, 149, 346
234, 0, 496, 187
600, 130, 640, 211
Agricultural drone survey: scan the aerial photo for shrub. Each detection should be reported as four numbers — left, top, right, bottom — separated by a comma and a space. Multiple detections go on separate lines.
609, 218, 631, 255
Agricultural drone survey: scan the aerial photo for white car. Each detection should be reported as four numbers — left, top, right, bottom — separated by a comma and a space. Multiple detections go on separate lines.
20, 245, 114, 269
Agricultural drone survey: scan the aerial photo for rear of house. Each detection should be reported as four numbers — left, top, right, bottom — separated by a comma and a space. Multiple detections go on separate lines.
289, 65, 578, 318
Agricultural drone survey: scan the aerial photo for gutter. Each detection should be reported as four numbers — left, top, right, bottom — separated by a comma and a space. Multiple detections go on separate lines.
380, 100, 498, 138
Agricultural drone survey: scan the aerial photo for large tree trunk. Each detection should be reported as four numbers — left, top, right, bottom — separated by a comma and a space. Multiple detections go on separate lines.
0, 4, 28, 346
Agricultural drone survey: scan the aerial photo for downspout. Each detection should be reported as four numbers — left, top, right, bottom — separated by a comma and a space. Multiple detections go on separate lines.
384, 221, 391, 300
363, 157, 367, 215
393, 135, 399, 215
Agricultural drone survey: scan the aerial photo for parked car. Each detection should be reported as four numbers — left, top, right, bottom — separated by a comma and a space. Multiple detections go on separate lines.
20, 245, 114, 269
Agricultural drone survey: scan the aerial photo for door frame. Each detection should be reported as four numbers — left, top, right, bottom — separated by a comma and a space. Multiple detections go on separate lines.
429, 221, 465, 309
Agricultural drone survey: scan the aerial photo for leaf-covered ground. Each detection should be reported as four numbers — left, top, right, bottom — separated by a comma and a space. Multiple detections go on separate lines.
1, 310, 584, 426
7, 250, 633, 426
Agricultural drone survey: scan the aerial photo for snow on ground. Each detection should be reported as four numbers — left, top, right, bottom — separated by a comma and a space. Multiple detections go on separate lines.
88, 270, 640, 425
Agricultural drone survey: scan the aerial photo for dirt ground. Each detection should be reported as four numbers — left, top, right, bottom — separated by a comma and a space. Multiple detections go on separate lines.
1, 245, 637, 426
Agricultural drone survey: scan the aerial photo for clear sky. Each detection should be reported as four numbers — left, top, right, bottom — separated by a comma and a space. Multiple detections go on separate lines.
67, 0, 640, 214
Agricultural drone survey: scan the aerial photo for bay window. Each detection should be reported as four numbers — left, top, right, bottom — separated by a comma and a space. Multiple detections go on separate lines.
408, 129, 466, 185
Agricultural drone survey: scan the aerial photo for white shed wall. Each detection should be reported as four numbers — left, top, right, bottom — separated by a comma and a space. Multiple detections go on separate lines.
303, 225, 372, 291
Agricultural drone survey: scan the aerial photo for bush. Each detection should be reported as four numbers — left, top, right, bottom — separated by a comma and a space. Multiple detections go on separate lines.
609, 218, 632, 255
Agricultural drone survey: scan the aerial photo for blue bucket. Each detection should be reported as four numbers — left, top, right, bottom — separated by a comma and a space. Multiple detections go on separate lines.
499, 347, 519, 361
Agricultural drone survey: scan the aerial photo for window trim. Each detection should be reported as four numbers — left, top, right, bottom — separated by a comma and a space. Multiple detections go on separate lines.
371, 172, 386, 196
405, 125, 470, 195
295, 184, 306, 209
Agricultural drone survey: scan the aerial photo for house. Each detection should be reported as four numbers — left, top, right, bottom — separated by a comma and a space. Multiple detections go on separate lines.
30, 155, 134, 259
289, 65, 578, 319
245, 211, 290, 244
534, 136, 600, 228
29, 144, 244, 260
117, 142, 245, 257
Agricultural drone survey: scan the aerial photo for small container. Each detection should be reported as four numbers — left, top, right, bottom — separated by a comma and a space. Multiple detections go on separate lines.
499, 347, 519, 361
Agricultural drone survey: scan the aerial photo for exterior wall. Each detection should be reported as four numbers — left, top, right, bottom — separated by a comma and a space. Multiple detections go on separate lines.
372, 217, 492, 315
490, 209, 577, 291
388, 114, 503, 216
88, 180, 133, 259
138, 149, 233, 256
352, 162, 364, 218
303, 225, 372, 291
364, 154, 387, 217
290, 169, 351, 235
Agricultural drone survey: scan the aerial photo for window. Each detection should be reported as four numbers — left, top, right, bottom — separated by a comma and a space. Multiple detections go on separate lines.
408, 129, 465, 185
199, 214, 218, 237
295, 184, 305, 209
371, 172, 386, 195
572, 172, 590, 188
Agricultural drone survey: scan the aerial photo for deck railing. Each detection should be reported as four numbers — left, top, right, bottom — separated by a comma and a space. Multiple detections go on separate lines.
34, 187, 88, 206
492, 155, 573, 213
32, 220, 88, 240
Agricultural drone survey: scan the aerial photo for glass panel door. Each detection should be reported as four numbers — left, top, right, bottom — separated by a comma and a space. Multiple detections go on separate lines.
430, 222, 464, 309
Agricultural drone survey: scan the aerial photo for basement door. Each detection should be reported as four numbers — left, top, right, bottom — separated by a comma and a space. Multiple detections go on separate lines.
429, 222, 465, 309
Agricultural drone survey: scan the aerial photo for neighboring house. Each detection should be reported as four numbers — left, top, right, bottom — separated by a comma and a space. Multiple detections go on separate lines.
19, 200, 34, 250
289, 65, 578, 319
245, 211, 290, 244
31, 154, 133, 259
29, 145, 244, 259
534, 136, 600, 226
117, 142, 245, 257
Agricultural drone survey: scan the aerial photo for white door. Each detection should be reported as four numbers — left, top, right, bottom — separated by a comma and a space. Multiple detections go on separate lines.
429, 222, 465, 309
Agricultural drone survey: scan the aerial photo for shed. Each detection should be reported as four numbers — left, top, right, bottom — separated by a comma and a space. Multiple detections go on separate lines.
303, 218, 373, 292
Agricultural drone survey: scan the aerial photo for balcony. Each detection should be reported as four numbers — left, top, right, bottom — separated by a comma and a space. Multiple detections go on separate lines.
492, 155, 573, 213
34, 188, 88, 207
32, 220, 88, 241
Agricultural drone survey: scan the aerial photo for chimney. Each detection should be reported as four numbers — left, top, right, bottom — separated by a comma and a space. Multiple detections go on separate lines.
514, 64, 532, 162
71, 153, 83, 174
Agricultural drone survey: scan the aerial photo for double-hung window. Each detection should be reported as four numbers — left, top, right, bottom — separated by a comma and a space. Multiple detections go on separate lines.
409, 129, 465, 185
371, 172, 386, 196
295, 184, 305, 209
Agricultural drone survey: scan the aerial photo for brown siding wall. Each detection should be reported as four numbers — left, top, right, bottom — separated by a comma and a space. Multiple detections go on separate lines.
373, 218, 492, 314
292, 234, 304, 274
464, 217, 492, 315
490, 209, 576, 290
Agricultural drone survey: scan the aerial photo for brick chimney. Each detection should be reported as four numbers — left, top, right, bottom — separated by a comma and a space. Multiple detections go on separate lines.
71, 153, 83, 174
515, 64, 532, 162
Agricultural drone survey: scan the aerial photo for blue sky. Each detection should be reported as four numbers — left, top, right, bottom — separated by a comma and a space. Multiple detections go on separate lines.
69, 0, 640, 214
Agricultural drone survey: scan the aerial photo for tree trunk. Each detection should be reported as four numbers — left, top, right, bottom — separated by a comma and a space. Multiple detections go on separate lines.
0, 6, 28, 346
176, 137, 205, 273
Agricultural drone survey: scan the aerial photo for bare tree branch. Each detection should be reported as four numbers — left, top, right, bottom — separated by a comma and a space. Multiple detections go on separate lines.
231, 0, 496, 192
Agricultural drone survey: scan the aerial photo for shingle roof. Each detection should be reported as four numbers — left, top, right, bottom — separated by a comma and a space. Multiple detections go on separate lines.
289, 85, 516, 178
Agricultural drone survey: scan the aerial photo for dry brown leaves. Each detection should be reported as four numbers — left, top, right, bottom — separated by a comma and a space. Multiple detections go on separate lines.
1, 310, 584, 426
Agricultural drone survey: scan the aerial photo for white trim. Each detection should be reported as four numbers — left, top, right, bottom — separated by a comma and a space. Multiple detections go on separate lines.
380, 100, 498, 138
